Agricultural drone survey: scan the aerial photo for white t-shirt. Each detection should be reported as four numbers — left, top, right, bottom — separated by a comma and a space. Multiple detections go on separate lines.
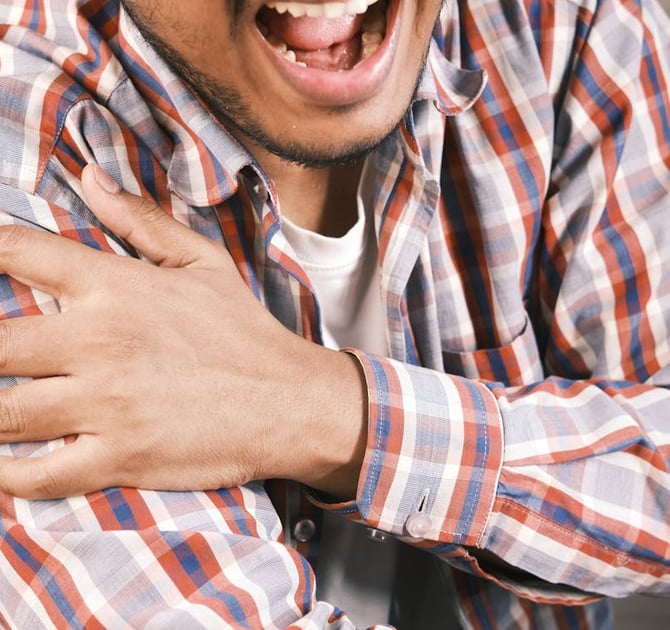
279, 195, 388, 357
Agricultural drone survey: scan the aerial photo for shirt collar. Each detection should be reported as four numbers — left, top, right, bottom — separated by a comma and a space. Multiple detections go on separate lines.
416, 39, 487, 117
118, 6, 255, 208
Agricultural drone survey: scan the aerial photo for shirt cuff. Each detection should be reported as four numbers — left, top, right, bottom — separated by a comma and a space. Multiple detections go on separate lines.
334, 349, 504, 547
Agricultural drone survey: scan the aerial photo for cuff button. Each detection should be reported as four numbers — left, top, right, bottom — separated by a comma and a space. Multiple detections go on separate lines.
405, 513, 432, 539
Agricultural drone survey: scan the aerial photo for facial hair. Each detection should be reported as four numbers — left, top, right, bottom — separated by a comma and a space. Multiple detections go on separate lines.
119, 0, 430, 168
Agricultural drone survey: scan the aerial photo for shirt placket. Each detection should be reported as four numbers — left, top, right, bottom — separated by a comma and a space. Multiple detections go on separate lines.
234, 170, 327, 562
373, 125, 443, 367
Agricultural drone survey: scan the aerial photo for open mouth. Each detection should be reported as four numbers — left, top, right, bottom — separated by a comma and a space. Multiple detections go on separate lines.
256, 0, 389, 71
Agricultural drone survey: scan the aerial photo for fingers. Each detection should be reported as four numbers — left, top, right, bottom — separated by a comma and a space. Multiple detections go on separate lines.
0, 314, 76, 377
0, 435, 110, 498
0, 376, 86, 442
81, 164, 223, 268
0, 164, 226, 305
0, 225, 97, 301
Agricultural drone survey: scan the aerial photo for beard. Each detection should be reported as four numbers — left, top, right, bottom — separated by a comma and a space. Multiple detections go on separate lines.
119, 1, 428, 169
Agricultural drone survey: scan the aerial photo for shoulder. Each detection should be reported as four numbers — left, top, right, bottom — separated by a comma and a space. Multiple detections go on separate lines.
0, 0, 133, 192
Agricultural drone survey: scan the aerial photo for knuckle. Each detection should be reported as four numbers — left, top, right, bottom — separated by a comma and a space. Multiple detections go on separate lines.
0, 322, 17, 371
134, 197, 164, 223
33, 465, 64, 498
0, 390, 27, 437
0, 224, 31, 251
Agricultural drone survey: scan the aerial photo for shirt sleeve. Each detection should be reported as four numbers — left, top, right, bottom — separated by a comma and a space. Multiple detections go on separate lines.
333, 349, 670, 604
313, 0, 670, 605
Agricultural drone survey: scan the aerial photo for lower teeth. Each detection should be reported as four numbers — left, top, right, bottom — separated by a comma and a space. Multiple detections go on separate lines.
360, 31, 383, 61
261, 2, 387, 70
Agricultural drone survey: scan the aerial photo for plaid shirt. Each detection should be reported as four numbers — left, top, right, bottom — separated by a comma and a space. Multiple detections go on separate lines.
1, 0, 669, 628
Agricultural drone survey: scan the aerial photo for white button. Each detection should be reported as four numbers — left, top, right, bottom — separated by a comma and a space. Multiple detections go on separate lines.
405, 513, 432, 539
292, 518, 316, 543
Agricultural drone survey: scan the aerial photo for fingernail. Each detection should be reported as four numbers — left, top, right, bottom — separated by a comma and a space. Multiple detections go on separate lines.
92, 165, 122, 194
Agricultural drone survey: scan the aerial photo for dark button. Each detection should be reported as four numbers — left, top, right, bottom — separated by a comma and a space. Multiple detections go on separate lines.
292, 518, 317, 543
366, 527, 389, 543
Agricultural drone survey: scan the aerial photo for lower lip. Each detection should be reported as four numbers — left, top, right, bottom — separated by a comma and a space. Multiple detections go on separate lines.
254, 0, 402, 108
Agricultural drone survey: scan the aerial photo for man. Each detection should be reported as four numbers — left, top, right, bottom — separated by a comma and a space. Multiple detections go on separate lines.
0, 0, 669, 627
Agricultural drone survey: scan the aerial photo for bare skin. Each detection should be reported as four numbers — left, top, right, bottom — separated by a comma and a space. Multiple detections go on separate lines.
0, 0, 443, 499
257, 151, 364, 235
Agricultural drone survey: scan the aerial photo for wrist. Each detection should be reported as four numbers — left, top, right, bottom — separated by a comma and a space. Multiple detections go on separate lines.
279, 343, 368, 499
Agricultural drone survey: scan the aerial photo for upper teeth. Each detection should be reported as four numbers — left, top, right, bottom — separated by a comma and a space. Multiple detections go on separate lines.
266, 0, 379, 19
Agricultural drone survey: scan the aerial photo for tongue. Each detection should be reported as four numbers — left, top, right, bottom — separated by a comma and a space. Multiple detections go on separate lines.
296, 39, 361, 70
259, 8, 365, 51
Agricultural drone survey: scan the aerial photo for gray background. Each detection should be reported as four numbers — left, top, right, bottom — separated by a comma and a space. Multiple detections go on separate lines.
610, 1, 669, 626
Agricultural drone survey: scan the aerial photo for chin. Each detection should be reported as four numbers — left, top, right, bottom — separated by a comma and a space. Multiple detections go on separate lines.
245, 118, 404, 168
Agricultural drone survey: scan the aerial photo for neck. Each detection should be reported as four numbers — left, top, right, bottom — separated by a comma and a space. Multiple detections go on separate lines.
250, 145, 364, 237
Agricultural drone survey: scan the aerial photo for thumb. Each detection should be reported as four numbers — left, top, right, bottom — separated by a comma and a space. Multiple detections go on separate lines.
81, 163, 219, 267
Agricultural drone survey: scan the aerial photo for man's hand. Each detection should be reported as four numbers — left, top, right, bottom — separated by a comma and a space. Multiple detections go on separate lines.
0, 164, 367, 499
